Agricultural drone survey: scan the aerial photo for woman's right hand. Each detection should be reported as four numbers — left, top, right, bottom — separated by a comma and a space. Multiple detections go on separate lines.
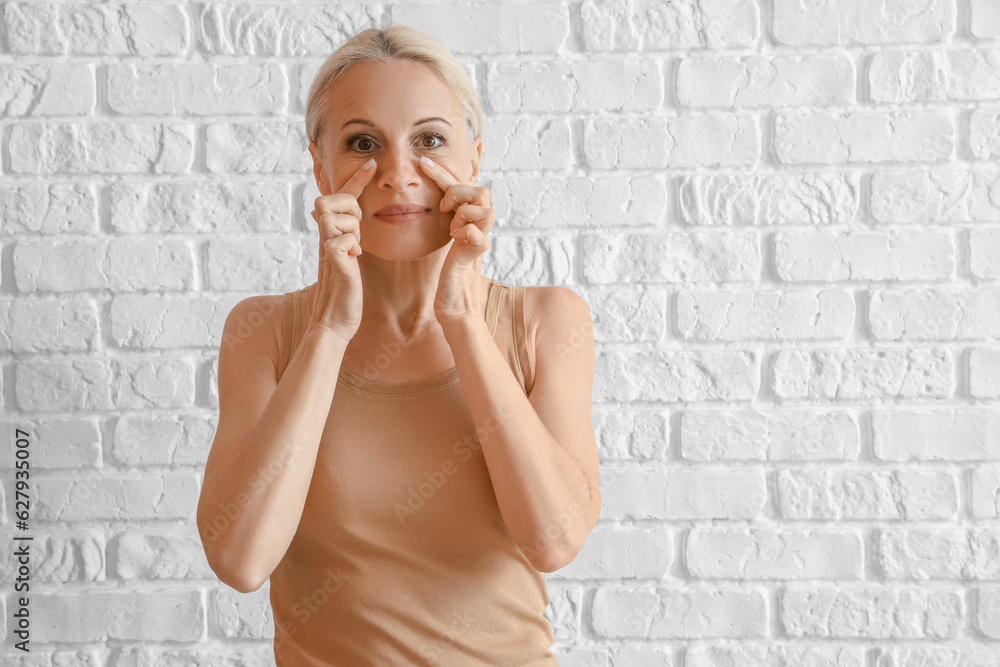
308, 158, 377, 343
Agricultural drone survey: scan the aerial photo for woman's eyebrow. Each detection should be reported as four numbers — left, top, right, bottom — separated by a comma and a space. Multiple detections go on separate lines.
339, 116, 452, 132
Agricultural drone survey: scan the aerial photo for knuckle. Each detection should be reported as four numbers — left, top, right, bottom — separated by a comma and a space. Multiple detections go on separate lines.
326, 193, 346, 209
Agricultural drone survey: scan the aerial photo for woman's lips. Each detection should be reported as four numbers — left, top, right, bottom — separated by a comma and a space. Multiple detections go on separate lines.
374, 209, 431, 224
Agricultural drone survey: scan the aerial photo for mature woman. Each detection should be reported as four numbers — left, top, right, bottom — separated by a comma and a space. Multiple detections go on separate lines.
197, 23, 600, 665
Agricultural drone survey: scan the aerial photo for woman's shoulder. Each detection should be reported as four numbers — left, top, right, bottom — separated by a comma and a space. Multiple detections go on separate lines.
523, 280, 587, 314
520, 283, 590, 372
232, 291, 287, 343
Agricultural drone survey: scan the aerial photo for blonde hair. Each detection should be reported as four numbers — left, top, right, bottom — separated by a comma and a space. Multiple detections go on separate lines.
305, 23, 483, 156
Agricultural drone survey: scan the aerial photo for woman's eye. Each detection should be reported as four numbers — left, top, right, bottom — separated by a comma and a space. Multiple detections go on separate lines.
421, 133, 445, 149
350, 136, 375, 152
347, 133, 445, 152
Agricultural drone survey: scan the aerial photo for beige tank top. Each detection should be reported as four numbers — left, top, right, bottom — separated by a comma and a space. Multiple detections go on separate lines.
269, 277, 558, 666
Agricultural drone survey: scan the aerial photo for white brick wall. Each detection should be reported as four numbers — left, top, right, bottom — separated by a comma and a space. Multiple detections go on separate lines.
1, 0, 999, 665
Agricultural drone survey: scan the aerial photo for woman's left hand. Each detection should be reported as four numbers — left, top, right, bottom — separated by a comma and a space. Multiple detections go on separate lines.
419, 156, 495, 329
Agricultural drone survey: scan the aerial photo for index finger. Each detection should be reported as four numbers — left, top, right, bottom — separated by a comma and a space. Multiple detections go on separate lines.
334, 158, 378, 199
418, 156, 461, 193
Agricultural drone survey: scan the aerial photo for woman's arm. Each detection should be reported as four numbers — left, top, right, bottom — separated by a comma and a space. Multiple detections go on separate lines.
442, 286, 601, 573
197, 296, 349, 593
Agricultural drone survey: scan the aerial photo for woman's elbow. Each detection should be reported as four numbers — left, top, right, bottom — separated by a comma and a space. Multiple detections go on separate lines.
197, 506, 264, 594
206, 544, 266, 594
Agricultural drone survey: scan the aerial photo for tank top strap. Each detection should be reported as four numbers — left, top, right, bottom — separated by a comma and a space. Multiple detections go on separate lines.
486, 278, 535, 397
513, 282, 535, 395
485, 275, 502, 337
276, 284, 312, 382
277, 292, 292, 381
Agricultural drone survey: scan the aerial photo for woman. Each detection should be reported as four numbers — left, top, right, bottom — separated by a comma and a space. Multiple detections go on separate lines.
197, 23, 600, 666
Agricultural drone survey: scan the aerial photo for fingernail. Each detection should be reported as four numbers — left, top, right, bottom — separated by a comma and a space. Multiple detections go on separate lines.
420, 156, 435, 168
363, 158, 375, 170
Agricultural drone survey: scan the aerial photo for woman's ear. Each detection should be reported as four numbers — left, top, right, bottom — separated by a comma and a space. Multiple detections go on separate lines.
309, 141, 333, 196
469, 136, 483, 185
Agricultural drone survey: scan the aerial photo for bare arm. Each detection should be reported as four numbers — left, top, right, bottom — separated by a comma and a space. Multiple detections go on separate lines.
440, 286, 600, 573
197, 295, 349, 593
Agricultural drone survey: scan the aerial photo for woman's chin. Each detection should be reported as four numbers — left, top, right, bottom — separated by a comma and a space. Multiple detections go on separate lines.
358, 237, 452, 261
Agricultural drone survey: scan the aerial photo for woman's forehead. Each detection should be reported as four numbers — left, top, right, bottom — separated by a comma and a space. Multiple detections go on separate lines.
329, 61, 461, 123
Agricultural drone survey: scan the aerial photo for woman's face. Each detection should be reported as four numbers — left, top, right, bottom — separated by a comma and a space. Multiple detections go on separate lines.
309, 59, 483, 260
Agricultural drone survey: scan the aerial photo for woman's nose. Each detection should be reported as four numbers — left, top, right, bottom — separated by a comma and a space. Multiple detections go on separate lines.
376, 144, 421, 190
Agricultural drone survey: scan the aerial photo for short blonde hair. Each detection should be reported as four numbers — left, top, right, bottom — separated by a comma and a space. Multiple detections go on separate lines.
305, 23, 483, 156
